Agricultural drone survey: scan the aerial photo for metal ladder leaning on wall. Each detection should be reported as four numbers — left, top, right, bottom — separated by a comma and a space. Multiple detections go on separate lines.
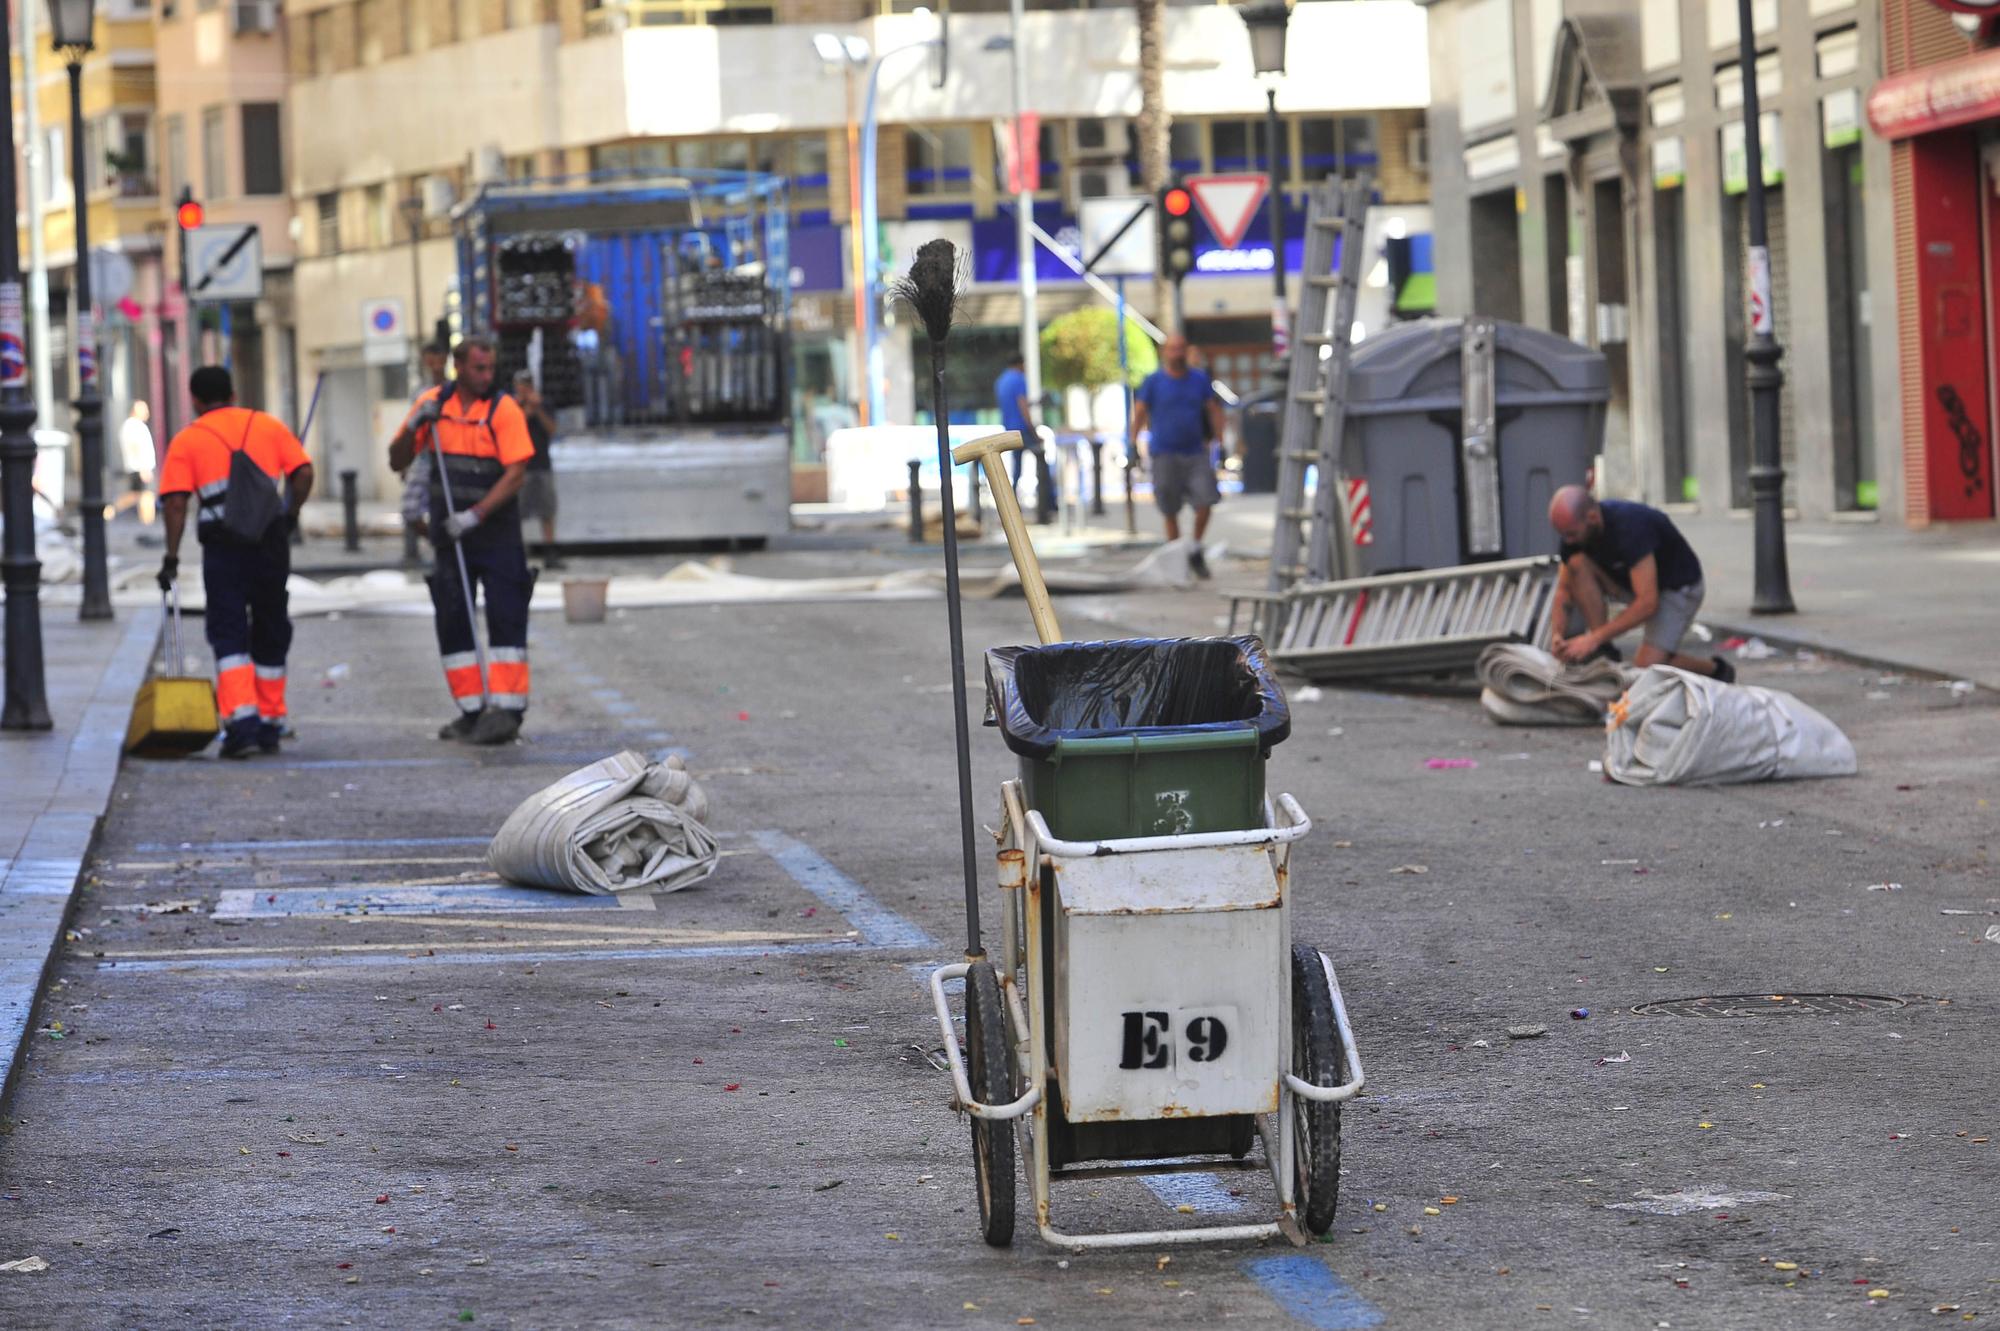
1265, 175, 1372, 615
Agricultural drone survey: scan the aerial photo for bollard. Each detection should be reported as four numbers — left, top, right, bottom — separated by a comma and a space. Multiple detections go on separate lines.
908, 459, 924, 543
340, 470, 361, 552
1124, 450, 1138, 535
1089, 439, 1106, 517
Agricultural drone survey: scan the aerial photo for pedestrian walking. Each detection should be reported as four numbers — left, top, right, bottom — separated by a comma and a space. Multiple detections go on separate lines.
389, 336, 537, 745
513, 369, 564, 569
1131, 334, 1225, 579
155, 367, 315, 759
115, 400, 157, 524
993, 353, 1054, 524
1547, 485, 1735, 681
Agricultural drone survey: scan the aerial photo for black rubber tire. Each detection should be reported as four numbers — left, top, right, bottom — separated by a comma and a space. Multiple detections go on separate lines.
1290, 943, 1345, 1236
965, 960, 1017, 1247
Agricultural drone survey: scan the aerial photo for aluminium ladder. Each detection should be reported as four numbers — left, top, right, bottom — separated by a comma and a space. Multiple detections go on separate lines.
1267, 175, 1372, 612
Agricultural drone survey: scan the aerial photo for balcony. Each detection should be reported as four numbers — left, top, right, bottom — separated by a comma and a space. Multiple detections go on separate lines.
583, 0, 776, 32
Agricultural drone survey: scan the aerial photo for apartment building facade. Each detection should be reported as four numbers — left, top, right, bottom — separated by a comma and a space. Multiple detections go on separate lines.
1424, 0, 2000, 529
281, 0, 1433, 501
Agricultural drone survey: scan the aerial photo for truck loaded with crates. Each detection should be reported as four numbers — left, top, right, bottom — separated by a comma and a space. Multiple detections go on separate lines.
452, 171, 794, 546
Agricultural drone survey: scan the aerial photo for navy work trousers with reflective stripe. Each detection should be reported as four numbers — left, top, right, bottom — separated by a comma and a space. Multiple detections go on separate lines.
428, 522, 532, 714
202, 526, 293, 730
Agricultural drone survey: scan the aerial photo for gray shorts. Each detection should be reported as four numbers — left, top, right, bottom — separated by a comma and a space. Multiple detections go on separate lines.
1150, 452, 1219, 516
1564, 578, 1705, 655
519, 469, 558, 522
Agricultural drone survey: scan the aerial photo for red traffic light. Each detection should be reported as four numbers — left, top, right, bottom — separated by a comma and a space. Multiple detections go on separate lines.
176, 199, 204, 230
1162, 187, 1192, 218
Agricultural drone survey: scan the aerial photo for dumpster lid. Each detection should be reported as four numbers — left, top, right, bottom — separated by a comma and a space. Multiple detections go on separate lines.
1344, 317, 1609, 415
984, 636, 1291, 761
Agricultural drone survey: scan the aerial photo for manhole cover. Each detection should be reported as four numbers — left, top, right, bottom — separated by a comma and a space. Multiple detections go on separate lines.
1633, 993, 1909, 1019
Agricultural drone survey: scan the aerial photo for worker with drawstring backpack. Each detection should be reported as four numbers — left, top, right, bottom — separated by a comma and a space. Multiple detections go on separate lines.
155, 366, 315, 759
388, 335, 536, 745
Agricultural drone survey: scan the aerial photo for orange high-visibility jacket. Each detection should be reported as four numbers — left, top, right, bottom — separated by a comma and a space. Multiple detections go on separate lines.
158, 407, 310, 537
404, 386, 535, 468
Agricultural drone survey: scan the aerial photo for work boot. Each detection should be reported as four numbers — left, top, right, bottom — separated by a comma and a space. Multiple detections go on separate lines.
438, 710, 483, 741
256, 720, 284, 754
1187, 545, 1212, 580
466, 707, 523, 746
1710, 654, 1737, 685
218, 720, 261, 760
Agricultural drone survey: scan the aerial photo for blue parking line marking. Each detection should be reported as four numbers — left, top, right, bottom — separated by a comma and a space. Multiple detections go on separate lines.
213, 883, 656, 918
96, 939, 872, 975
1241, 1255, 1385, 1330
753, 831, 934, 950
1142, 1173, 1247, 1215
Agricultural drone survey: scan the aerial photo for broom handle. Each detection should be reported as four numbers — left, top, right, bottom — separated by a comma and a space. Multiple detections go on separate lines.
930, 358, 984, 961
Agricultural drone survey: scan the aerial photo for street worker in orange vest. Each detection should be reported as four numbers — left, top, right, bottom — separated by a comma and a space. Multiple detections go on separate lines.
388, 336, 535, 745
156, 366, 315, 759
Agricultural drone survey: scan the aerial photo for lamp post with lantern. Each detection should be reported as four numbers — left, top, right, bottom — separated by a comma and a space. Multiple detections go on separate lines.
50, 0, 112, 621
2, 0, 52, 726
1237, 0, 1291, 378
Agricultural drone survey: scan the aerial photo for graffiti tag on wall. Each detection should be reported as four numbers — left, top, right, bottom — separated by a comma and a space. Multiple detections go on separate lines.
1935, 385, 1991, 500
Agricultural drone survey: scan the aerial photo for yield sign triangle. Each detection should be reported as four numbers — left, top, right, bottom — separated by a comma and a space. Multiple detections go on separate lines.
1186, 174, 1270, 251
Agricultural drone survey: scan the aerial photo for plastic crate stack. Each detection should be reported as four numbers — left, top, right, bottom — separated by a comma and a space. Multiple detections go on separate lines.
495, 233, 583, 410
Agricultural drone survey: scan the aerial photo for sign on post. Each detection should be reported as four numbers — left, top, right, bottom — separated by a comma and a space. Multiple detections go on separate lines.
1077, 196, 1156, 277
185, 225, 264, 302
362, 297, 408, 366
1186, 174, 1270, 252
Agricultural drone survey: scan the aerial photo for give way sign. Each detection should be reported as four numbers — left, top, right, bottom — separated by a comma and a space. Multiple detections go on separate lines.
1186, 174, 1270, 251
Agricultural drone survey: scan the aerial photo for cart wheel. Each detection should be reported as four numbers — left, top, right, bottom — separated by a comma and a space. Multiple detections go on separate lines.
965, 960, 1017, 1247
1290, 944, 1345, 1236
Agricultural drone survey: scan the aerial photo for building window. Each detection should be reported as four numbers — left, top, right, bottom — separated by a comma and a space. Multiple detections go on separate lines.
241, 103, 283, 195
316, 191, 340, 255
309, 8, 334, 76
201, 106, 227, 199
163, 113, 185, 201
366, 183, 390, 248
104, 112, 153, 197
907, 125, 974, 198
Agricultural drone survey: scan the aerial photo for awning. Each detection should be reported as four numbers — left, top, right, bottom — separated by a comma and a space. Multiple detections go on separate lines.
1866, 47, 2000, 141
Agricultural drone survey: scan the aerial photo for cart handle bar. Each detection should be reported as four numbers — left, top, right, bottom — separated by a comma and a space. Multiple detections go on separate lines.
928, 963, 1042, 1122
1025, 792, 1311, 861
1284, 949, 1367, 1103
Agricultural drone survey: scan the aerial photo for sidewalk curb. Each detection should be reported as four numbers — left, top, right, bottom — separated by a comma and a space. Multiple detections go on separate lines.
0, 608, 158, 1113
1701, 617, 1993, 693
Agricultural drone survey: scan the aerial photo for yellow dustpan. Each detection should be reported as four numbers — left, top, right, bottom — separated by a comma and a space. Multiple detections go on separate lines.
125, 586, 219, 756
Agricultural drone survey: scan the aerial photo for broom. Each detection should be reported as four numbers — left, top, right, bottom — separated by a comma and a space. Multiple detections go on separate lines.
893, 240, 985, 961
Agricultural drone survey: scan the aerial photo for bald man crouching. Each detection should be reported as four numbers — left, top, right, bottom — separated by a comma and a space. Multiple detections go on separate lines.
1546, 486, 1735, 683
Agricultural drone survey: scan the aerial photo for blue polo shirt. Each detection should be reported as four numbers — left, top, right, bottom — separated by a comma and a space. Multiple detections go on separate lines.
994, 367, 1029, 434
1136, 367, 1216, 456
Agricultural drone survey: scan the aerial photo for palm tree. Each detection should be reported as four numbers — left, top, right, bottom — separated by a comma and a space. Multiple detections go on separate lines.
1134, 0, 1170, 324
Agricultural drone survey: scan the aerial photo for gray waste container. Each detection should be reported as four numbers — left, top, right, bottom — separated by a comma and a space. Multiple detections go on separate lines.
1236, 389, 1282, 494
1341, 318, 1608, 573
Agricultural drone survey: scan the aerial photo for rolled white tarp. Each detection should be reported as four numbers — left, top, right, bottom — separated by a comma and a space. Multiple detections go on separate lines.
1478, 642, 1632, 726
1604, 666, 1858, 787
489, 751, 719, 894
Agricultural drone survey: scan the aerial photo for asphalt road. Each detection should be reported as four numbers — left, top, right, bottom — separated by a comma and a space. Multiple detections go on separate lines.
1, 549, 1995, 1330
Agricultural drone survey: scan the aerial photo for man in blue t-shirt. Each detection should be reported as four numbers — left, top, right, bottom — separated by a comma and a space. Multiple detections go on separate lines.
993, 354, 1055, 523
1548, 486, 1734, 681
1133, 334, 1226, 578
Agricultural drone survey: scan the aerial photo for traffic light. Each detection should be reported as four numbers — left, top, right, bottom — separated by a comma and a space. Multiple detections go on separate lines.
175, 196, 204, 231
1158, 182, 1195, 286
175, 187, 200, 297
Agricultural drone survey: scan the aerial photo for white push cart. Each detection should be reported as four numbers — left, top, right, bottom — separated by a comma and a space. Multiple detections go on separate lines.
929, 779, 1365, 1250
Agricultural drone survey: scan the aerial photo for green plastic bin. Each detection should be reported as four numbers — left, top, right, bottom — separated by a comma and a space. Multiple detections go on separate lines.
985, 637, 1292, 842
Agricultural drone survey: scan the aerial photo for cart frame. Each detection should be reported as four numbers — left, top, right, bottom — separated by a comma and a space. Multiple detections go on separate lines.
930, 779, 1366, 1251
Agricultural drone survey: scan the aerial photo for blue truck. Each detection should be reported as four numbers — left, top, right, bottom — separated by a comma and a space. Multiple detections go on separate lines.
453, 171, 794, 546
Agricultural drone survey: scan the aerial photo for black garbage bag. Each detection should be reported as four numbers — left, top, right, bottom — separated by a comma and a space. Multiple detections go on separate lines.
985, 636, 1291, 761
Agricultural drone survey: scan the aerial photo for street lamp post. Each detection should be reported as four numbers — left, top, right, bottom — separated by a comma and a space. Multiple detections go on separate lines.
1735, 0, 1794, 614
51, 0, 111, 622
2, 0, 52, 728
1237, 0, 1291, 381
858, 25, 946, 430
814, 32, 873, 427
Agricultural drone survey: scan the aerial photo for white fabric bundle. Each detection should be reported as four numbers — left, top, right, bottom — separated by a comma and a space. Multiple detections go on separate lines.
488, 750, 718, 894
1478, 642, 1633, 726
1604, 666, 1857, 787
